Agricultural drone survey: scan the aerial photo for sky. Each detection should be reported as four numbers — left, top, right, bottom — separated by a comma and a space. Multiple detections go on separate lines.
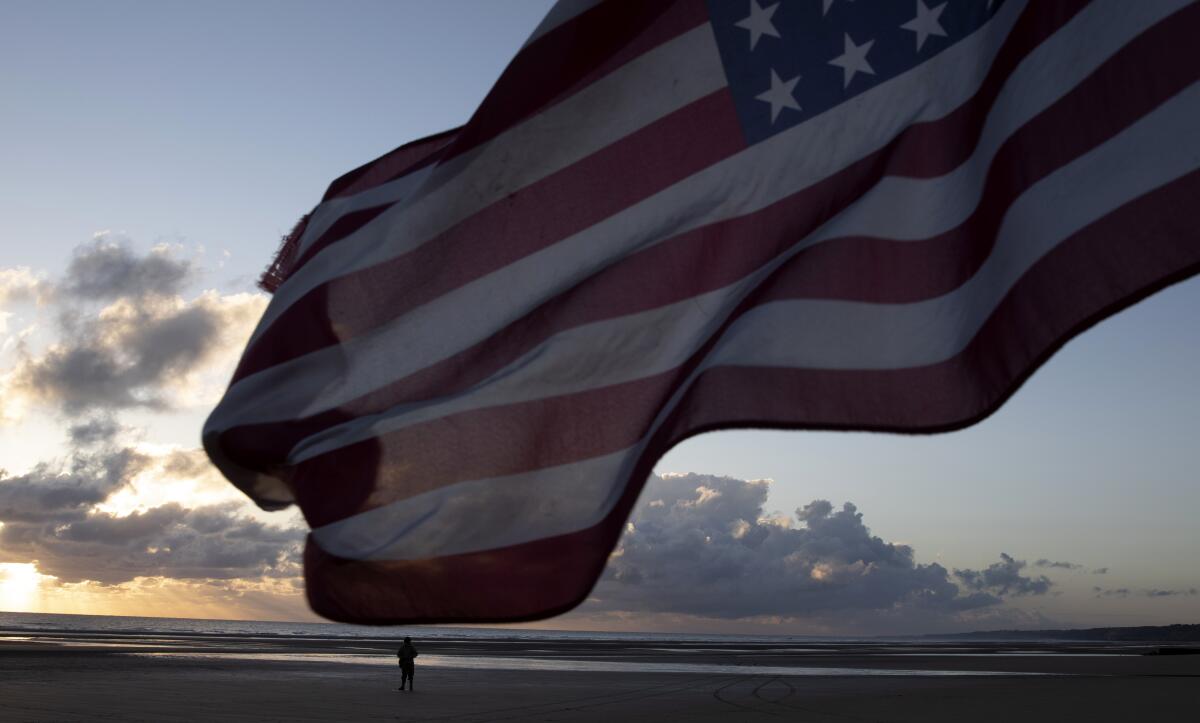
1, 1, 1197, 635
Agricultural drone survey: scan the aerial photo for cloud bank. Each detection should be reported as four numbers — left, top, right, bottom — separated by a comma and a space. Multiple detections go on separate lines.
582, 474, 1051, 628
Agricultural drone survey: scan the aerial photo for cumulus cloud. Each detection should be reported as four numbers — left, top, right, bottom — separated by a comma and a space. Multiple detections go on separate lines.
1034, 559, 1084, 571
586, 474, 1018, 621
12, 291, 264, 413
61, 235, 193, 300
0, 447, 147, 524
0, 444, 302, 585
2, 237, 266, 416
4, 501, 303, 584
1, 267, 52, 307
67, 415, 122, 446
1093, 586, 1198, 599
954, 553, 1053, 596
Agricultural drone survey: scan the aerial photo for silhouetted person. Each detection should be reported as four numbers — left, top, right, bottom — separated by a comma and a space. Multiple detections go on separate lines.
397, 636, 418, 691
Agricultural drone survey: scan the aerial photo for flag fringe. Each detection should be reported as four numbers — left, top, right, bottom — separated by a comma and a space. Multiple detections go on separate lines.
258, 213, 310, 293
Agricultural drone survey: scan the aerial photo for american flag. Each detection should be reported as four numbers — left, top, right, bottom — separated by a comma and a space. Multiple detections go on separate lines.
204, 0, 1200, 623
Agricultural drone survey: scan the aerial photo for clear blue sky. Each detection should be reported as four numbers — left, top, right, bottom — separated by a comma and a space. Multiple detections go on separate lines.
2, 1, 1197, 628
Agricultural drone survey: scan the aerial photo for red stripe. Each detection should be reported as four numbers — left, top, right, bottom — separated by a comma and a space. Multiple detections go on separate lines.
230, 0, 1090, 384
219, 0, 1161, 465
302, 167, 1200, 624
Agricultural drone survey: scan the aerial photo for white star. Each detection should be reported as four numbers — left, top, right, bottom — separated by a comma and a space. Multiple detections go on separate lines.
735, 0, 781, 51
828, 32, 875, 89
901, 0, 948, 52
755, 68, 801, 124
822, 0, 854, 16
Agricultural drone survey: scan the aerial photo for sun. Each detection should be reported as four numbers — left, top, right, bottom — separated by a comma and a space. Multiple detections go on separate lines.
0, 562, 44, 612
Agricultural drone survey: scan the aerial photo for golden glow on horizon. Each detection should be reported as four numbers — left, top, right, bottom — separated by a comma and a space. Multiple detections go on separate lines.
0, 562, 46, 612
0, 564, 314, 622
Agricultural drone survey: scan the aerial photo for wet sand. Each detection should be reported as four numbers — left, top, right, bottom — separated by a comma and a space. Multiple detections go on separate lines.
1, 633, 1197, 721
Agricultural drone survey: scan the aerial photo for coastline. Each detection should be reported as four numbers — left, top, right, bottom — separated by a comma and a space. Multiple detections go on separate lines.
1, 629, 1198, 721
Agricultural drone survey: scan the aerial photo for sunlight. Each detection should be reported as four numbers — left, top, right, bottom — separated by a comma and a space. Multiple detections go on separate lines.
93, 442, 246, 517
0, 562, 47, 612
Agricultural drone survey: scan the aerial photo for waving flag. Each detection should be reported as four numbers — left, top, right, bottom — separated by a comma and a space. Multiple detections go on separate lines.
204, 0, 1200, 623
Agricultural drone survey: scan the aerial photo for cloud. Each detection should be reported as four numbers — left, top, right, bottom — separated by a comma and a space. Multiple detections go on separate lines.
12, 291, 264, 414
1092, 567, 1109, 575
0, 428, 304, 586
0, 448, 303, 585
585, 474, 1008, 621
1093, 586, 1198, 599
0, 267, 52, 308
61, 235, 192, 300
1034, 559, 1084, 571
2, 238, 266, 417
15, 501, 303, 584
954, 553, 1053, 596
0, 447, 147, 524
67, 415, 122, 446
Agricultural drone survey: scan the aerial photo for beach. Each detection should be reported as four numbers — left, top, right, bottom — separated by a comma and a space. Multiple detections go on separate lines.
1, 628, 1198, 722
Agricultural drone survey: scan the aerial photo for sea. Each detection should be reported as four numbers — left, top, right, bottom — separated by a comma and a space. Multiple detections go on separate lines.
0, 611, 1138, 677
0, 610, 822, 644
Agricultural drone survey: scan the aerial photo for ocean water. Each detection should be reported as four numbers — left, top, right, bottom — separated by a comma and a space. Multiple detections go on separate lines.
0, 610, 819, 645
0, 611, 1129, 677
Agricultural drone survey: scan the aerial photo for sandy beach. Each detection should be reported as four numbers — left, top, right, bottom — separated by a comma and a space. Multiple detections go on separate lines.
1, 631, 1198, 722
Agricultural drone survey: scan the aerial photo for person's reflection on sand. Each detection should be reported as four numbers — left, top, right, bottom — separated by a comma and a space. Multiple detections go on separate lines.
397, 636, 418, 691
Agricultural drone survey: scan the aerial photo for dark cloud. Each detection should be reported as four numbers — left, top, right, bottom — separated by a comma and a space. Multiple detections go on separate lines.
954, 553, 1053, 596
587, 474, 1003, 619
1092, 567, 1109, 575
1144, 588, 1198, 597
67, 416, 122, 446
0, 495, 302, 584
0, 448, 146, 524
1094, 586, 1198, 599
61, 238, 192, 300
1034, 559, 1084, 571
1, 436, 301, 585
7, 238, 264, 417
16, 298, 224, 413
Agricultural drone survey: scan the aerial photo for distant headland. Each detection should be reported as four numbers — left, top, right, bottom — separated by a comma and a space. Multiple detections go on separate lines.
929, 624, 1200, 642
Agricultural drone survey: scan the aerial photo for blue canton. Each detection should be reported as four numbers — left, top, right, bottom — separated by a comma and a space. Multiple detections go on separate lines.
707, 0, 1007, 145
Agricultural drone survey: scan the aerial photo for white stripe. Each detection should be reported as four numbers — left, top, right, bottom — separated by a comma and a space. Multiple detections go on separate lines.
289, 75, 1200, 464
310, 78, 1200, 562
250, 23, 726, 349
213, 0, 1119, 431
